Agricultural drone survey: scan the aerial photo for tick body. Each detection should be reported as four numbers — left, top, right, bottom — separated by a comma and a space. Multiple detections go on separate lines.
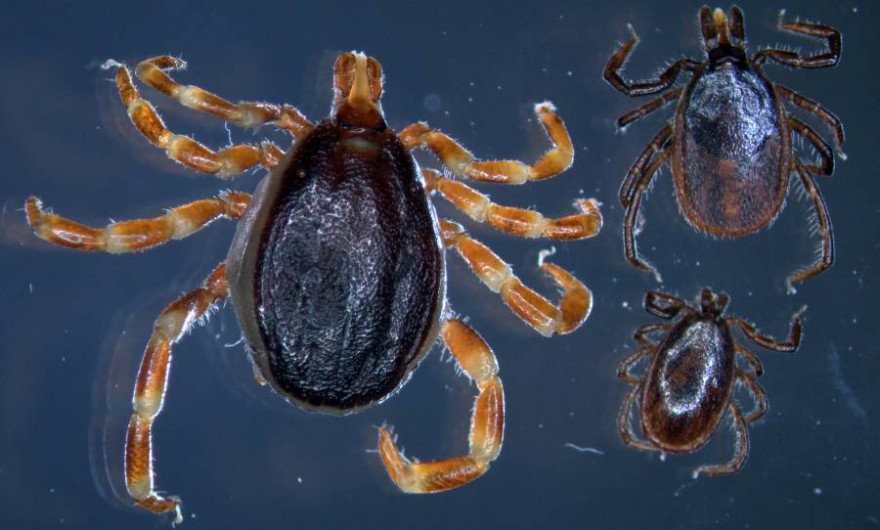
675, 58, 788, 235
641, 310, 735, 452
26, 51, 601, 522
228, 118, 445, 412
618, 288, 805, 476
605, 6, 845, 291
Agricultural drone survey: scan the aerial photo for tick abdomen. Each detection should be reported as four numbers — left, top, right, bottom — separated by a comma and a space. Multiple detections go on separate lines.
677, 64, 788, 235
642, 317, 735, 451
229, 120, 445, 413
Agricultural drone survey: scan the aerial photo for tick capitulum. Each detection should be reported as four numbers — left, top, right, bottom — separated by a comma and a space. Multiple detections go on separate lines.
604, 6, 845, 292
617, 287, 806, 477
26, 51, 601, 522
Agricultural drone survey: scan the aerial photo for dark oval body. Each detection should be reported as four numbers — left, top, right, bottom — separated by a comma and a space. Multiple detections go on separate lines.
672, 61, 791, 237
641, 315, 736, 452
227, 119, 445, 414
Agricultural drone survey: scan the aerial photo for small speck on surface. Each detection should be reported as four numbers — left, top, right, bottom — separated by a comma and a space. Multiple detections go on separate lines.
424, 94, 442, 112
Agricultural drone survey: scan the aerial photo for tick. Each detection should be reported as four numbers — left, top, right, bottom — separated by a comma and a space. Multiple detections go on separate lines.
617, 287, 805, 476
604, 6, 845, 292
25, 52, 601, 522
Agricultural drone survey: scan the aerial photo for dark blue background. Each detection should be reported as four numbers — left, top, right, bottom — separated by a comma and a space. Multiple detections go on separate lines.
1, 1, 877, 528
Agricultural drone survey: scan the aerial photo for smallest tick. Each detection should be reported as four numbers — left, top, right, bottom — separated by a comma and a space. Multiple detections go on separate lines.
617, 287, 806, 477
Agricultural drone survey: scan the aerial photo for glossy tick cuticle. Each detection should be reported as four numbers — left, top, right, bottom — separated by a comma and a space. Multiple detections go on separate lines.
618, 287, 806, 477
604, 5, 845, 292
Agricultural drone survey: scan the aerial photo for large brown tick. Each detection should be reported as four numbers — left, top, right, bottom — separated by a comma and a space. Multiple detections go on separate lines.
25, 52, 602, 522
618, 287, 805, 477
604, 6, 846, 292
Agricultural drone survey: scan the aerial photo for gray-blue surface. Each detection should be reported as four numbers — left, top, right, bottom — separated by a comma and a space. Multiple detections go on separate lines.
1, 1, 877, 528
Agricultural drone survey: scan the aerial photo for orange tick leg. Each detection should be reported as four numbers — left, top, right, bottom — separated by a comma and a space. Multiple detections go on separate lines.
379, 319, 503, 494
126, 263, 229, 523
102, 60, 285, 178
423, 168, 602, 240
440, 219, 592, 336
401, 102, 573, 184
25, 192, 250, 253
130, 55, 313, 138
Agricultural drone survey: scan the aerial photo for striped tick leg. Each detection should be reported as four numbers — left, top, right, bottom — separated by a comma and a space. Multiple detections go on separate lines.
129, 56, 314, 138
125, 263, 229, 523
440, 219, 592, 336
423, 168, 602, 240
379, 319, 503, 493
25, 192, 250, 253
102, 59, 291, 178
401, 102, 573, 184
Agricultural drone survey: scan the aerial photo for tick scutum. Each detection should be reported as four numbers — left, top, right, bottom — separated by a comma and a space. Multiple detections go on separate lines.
228, 119, 445, 414
642, 315, 736, 452
674, 60, 790, 237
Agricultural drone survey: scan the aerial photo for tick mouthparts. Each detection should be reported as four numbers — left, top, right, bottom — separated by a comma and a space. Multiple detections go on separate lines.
713, 8, 731, 45
347, 52, 374, 112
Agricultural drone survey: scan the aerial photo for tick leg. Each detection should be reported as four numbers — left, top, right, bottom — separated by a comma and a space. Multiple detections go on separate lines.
789, 117, 834, 176
619, 124, 672, 208
423, 168, 602, 240
623, 148, 671, 282
400, 102, 572, 184
619, 324, 670, 384
440, 220, 591, 336
785, 161, 834, 292
633, 323, 669, 347
737, 370, 768, 424
119, 56, 313, 137
728, 305, 807, 351
25, 192, 250, 253
643, 291, 691, 319
735, 343, 764, 377
618, 346, 653, 385
777, 85, 846, 159
378, 319, 503, 494
616, 89, 682, 128
753, 11, 841, 69
125, 263, 228, 523
603, 25, 699, 96
617, 384, 658, 452
692, 403, 749, 478
103, 60, 285, 178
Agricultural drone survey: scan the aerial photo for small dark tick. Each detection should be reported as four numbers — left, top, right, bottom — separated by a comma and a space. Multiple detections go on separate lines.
617, 287, 806, 477
26, 52, 601, 522
604, 6, 845, 292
